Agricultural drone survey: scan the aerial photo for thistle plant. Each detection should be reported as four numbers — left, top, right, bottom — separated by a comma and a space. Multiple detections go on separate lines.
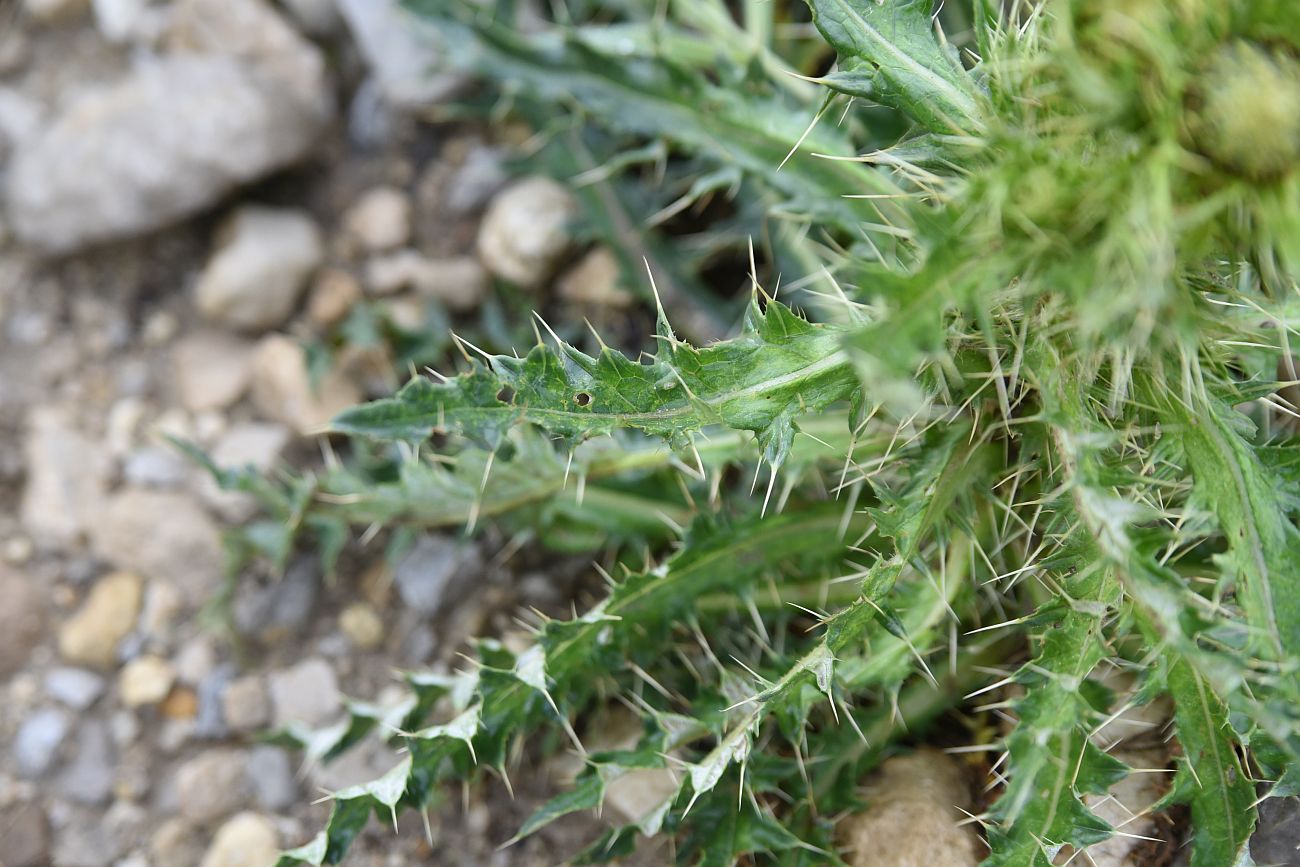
247, 1, 1300, 864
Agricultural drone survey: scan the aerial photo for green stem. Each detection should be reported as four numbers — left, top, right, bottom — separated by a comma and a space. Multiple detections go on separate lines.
814, 636, 1016, 798
745, 0, 773, 49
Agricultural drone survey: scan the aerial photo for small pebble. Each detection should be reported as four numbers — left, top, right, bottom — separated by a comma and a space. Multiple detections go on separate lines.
344, 186, 412, 252
306, 268, 361, 327
13, 707, 70, 777
339, 602, 385, 650
477, 176, 578, 288
221, 674, 271, 733
267, 657, 340, 727
119, 655, 176, 707
200, 811, 279, 867
57, 572, 143, 669
44, 667, 106, 710
160, 686, 200, 720
195, 206, 324, 333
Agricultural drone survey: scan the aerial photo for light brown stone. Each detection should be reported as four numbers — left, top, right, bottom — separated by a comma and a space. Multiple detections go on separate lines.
838, 749, 981, 867
119, 655, 176, 707
57, 572, 144, 668
249, 334, 361, 435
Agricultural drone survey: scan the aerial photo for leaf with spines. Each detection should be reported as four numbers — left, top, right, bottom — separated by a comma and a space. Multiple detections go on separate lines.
333, 298, 858, 469
982, 559, 1127, 866
524, 549, 964, 862
803, 0, 983, 133
650, 434, 986, 823
511, 710, 707, 844
1163, 659, 1257, 867
193, 410, 890, 580
1158, 388, 1300, 661
273, 504, 866, 865
310, 414, 873, 532
407, 0, 911, 240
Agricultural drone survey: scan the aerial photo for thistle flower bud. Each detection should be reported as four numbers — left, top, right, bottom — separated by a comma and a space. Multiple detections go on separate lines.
1191, 41, 1300, 181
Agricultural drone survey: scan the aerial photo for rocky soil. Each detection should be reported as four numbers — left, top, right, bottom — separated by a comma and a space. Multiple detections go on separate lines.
0, 1, 636, 864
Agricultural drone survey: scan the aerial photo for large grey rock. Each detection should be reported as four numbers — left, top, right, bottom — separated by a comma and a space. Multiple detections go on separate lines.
334, 0, 465, 106
194, 206, 324, 332
6, 0, 331, 252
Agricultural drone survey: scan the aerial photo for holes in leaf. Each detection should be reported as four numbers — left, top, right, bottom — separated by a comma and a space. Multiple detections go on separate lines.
574, 392, 592, 407
496, 386, 515, 404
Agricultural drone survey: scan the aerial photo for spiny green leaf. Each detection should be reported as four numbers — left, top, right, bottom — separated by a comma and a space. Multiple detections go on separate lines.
679, 794, 827, 867
311, 414, 872, 531
803, 0, 983, 133
1164, 659, 1257, 867
983, 558, 1125, 867
514, 772, 607, 844
273, 505, 864, 864
679, 522, 973, 816
268, 3, 1300, 864
333, 299, 858, 469
1161, 390, 1300, 660
408, 0, 911, 239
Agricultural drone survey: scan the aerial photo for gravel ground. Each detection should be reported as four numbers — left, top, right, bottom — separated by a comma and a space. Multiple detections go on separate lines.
0, 1, 637, 864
